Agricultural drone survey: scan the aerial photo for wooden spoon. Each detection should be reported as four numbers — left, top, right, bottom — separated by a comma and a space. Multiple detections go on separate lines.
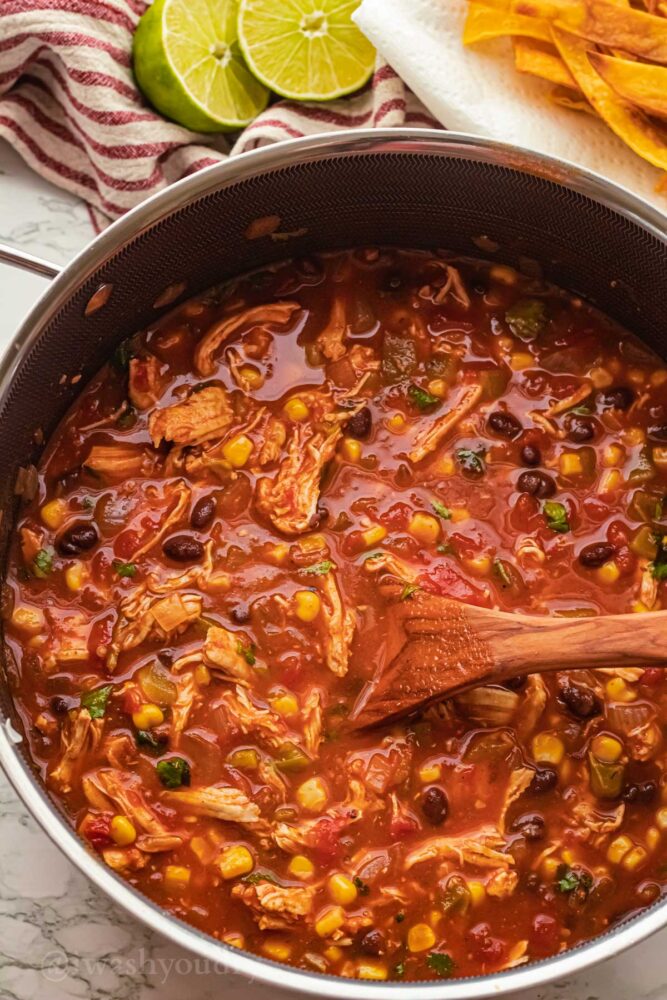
349, 592, 667, 730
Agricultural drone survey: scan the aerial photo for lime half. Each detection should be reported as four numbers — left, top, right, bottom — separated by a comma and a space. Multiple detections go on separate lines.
237, 0, 375, 102
133, 0, 270, 133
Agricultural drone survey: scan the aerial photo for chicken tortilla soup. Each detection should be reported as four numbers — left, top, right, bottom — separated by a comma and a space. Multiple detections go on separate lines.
6, 248, 667, 981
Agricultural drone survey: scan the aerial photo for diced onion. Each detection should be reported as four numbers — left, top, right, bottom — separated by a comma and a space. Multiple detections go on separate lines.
455, 685, 520, 725
606, 701, 653, 736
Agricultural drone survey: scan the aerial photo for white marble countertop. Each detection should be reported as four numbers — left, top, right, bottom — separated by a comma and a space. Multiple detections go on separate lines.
1, 137, 666, 1000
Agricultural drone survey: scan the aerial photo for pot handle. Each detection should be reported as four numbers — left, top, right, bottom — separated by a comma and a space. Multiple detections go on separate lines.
0, 242, 62, 280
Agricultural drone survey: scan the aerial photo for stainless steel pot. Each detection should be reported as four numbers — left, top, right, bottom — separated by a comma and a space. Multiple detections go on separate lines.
1, 129, 666, 998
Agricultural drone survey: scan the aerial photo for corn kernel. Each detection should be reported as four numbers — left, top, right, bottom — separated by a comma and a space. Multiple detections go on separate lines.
560, 452, 583, 477
218, 844, 254, 879
164, 864, 191, 892
419, 762, 442, 783
468, 880, 486, 906
222, 434, 253, 468
110, 815, 136, 846
132, 703, 164, 729
510, 352, 533, 371
427, 379, 448, 398
271, 692, 299, 717
357, 962, 388, 980
328, 873, 358, 906
607, 835, 633, 864
315, 905, 345, 938
268, 543, 289, 565
646, 826, 661, 851
341, 437, 362, 463
361, 524, 387, 548
450, 506, 470, 524
408, 512, 441, 545
407, 923, 436, 953
590, 366, 613, 389
605, 677, 636, 703
223, 932, 245, 948
238, 365, 264, 390
194, 663, 211, 686
561, 848, 575, 866
622, 427, 646, 447
190, 836, 209, 864
294, 589, 321, 622
299, 533, 326, 553
490, 264, 518, 285
656, 807, 667, 831
297, 777, 328, 813
598, 470, 622, 494
532, 732, 565, 765
288, 854, 315, 879
622, 846, 647, 871
262, 939, 292, 961
387, 413, 407, 434
541, 856, 560, 879
596, 560, 620, 585
653, 447, 667, 471
324, 946, 343, 963
627, 367, 646, 388
227, 747, 259, 770
10, 606, 45, 635
438, 455, 455, 476
632, 601, 652, 614
603, 443, 625, 468
284, 397, 309, 422
592, 733, 624, 762
428, 909, 442, 928
463, 554, 492, 576
650, 369, 667, 387
40, 498, 67, 529
65, 561, 88, 592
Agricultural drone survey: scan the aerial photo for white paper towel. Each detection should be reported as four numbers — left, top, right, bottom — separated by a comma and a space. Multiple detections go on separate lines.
354, 0, 666, 212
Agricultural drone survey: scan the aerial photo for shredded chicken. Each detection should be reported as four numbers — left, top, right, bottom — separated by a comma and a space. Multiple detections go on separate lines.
348, 344, 381, 375
20, 525, 43, 564
571, 800, 625, 840
515, 536, 546, 567
364, 551, 418, 585
257, 415, 287, 466
408, 384, 483, 463
302, 688, 324, 756
203, 626, 256, 684
320, 571, 355, 677
638, 563, 659, 610
164, 785, 264, 828
106, 589, 202, 670
84, 444, 150, 479
255, 420, 342, 535
420, 263, 471, 308
83, 768, 181, 850
232, 881, 315, 930
404, 826, 510, 870
499, 766, 534, 833
316, 296, 347, 361
518, 674, 548, 738
545, 381, 593, 418
627, 718, 663, 762
131, 480, 191, 559
129, 355, 164, 410
102, 846, 148, 871
273, 802, 363, 855
216, 685, 288, 748
171, 672, 197, 746
50, 709, 103, 793
195, 302, 301, 376
486, 869, 519, 898
528, 410, 563, 438
347, 738, 412, 797
149, 386, 233, 449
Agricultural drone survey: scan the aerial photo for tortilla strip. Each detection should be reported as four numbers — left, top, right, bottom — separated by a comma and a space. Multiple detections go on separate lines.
552, 27, 667, 171
549, 85, 596, 115
513, 37, 578, 88
590, 51, 667, 120
464, 4, 552, 42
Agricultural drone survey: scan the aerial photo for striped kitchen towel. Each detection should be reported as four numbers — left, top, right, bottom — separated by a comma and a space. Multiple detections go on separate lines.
0, 0, 437, 225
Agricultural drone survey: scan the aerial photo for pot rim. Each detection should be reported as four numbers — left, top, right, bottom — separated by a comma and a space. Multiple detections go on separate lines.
1, 127, 666, 998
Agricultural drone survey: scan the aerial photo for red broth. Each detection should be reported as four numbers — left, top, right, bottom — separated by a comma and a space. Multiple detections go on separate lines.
5, 248, 667, 981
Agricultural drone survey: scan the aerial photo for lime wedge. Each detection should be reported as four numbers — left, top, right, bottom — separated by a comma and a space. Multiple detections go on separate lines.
133, 0, 270, 133
237, 0, 375, 102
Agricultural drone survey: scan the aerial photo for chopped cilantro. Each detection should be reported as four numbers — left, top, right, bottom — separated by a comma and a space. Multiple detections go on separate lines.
651, 534, 667, 580
80, 684, 112, 720
505, 298, 547, 341
456, 448, 486, 476
408, 385, 440, 410
400, 583, 419, 601
81, 496, 95, 510
33, 547, 54, 578
493, 559, 512, 588
300, 560, 333, 576
543, 500, 570, 534
243, 870, 280, 886
112, 338, 134, 372
426, 952, 455, 978
437, 542, 454, 555
156, 757, 191, 789
394, 962, 405, 978
395, 911, 405, 923
431, 499, 452, 520
113, 560, 137, 578
570, 404, 592, 416
135, 729, 168, 753
353, 875, 370, 896
237, 641, 256, 666
556, 864, 593, 895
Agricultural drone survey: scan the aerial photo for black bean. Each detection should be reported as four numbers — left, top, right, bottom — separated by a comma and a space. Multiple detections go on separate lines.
359, 929, 385, 956
520, 444, 541, 467
530, 767, 558, 794
517, 470, 556, 499
50, 695, 71, 715
345, 407, 372, 439
487, 410, 522, 440
191, 495, 216, 530
566, 415, 595, 443
421, 786, 448, 826
523, 872, 541, 892
511, 812, 545, 841
162, 535, 204, 563
230, 603, 251, 625
622, 780, 657, 805
579, 542, 614, 569
558, 680, 600, 719
598, 386, 634, 411
57, 521, 98, 556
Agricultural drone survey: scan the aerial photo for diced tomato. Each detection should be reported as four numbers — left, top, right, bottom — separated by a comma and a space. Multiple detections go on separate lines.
420, 562, 489, 607
582, 496, 613, 523
342, 530, 366, 557
312, 817, 345, 863
467, 922, 506, 965
607, 519, 636, 576
380, 502, 412, 533
510, 493, 540, 532
121, 686, 143, 715
114, 529, 141, 560
389, 811, 419, 839
81, 813, 112, 850
530, 913, 560, 956
642, 668, 664, 687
